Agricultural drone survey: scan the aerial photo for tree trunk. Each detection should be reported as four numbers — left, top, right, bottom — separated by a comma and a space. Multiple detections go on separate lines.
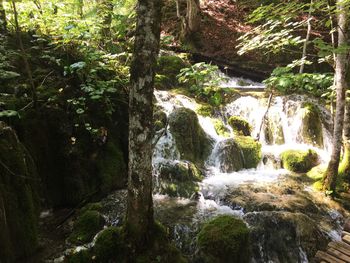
340, 68, 350, 182
97, 0, 113, 41
126, 0, 162, 252
0, 0, 6, 34
299, 0, 313, 74
77, 0, 84, 18
186, 0, 200, 34
11, 0, 37, 109
323, 0, 349, 193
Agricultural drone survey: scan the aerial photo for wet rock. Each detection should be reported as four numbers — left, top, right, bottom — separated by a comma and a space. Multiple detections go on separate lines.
301, 103, 323, 148
228, 116, 252, 136
169, 107, 213, 166
244, 211, 329, 263
235, 136, 262, 169
281, 149, 319, 173
68, 210, 105, 245
154, 160, 203, 198
262, 153, 282, 169
154, 110, 167, 132
215, 139, 244, 172
197, 215, 250, 263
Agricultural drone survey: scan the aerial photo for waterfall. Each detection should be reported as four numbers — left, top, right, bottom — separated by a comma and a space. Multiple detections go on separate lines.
152, 87, 336, 262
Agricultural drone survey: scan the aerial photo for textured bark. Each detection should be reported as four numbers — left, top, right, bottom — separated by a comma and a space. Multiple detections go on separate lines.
0, 0, 6, 34
186, 0, 200, 33
12, 1, 37, 109
299, 0, 313, 74
126, 0, 162, 250
97, 0, 113, 40
323, 0, 349, 192
340, 69, 350, 181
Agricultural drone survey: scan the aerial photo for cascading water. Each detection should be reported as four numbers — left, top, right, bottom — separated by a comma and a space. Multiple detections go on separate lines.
152, 85, 342, 262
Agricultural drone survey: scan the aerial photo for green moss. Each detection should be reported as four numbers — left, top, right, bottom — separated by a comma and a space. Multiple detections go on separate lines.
156, 55, 189, 89
156, 161, 203, 198
92, 223, 186, 263
65, 250, 93, 263
169, 107, 213, 166
0, 123, 40, 261
228, 116, 252, 136
97, 140, 127, 193
154, 110, 167, 131
214, 120, 230, 137
197, 215, 250, 263
235, 136, 262, 169
306, 165, 326, 181
69, 211, 105, 244
80, 202, 103, 215
281, 149, 319, 173
94, 227, 126, 262
196, 104, 214, 117
301, 103, 323, 148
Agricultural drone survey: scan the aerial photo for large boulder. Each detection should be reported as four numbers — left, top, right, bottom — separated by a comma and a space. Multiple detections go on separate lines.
235, 136, 262, 169
300, 103, 323, 148
169, 107, 213, 165
215, 136, 262, 173
244, 211, 329, 263
197, 215, 251, 263
215, 139, 244, 173
154, 160, 203, 198
0, 122, 40, 262
68, 210, 105, 244
281, 149, 319, 173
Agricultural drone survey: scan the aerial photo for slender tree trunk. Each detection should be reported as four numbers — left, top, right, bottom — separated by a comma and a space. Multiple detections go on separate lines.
0, 0, 6, 34
341, 101, 350, 181
323, 0, 349, 193
126, 0, 162, 252
186, 0, 200, 34
11, 0, 37, 109
299, 0, 313, 74
77, 0, 84, 18
97, 0, 113, 41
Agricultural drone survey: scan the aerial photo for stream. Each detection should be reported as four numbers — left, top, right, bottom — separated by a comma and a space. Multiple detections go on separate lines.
50, 75, 348, 263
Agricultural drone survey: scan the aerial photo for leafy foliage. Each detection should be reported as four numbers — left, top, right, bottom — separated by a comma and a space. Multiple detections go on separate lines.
263, 66, 333, 98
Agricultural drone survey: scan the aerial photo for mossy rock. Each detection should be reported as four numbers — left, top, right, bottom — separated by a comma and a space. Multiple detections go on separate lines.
92, 223, 186, 263
155, 161, 203, 198
0, 122, 40, 262
155, 55, 189, 89
301, 103, 323, 148
96, 140, 127, 193
154, 110, 167, 132
228, 116, 252, 136
235, 136, 262, 169
216, 139, 244, 172
281, 149, 319, 173
196, 104, 214, 117
214, 120, 230, 138
169, 107, 213, 166
197, 215, 250, 263
69, 210, 105, 244
65, 249, 93, 263
93, 227, 126, 262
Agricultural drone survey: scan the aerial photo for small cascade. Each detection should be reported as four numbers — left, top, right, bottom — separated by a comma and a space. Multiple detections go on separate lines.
151, 87, 340, 262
